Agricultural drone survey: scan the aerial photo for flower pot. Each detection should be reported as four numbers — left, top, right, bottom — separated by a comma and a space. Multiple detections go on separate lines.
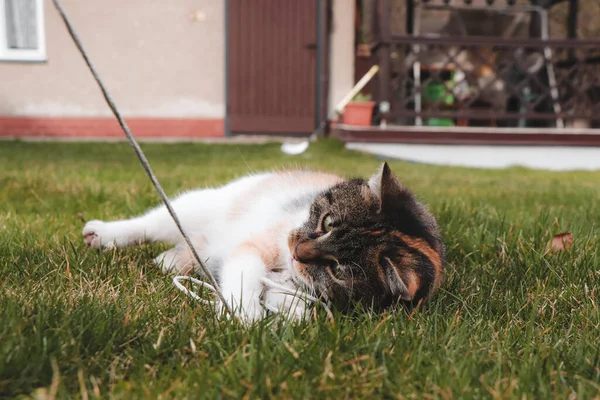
343, 101, 375, 126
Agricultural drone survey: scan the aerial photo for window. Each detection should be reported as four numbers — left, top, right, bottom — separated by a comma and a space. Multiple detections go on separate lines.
0, 0, 45, 61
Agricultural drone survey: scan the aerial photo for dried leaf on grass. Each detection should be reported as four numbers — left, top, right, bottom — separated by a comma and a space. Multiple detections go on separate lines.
545, 232, 573, 254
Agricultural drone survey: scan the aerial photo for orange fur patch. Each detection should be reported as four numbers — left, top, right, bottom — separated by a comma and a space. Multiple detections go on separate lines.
233, 240, 279, 269
391, 251, 420, 297
391, 232, 443, 291
287, 229, 302, 254
375, 263, 387, 284
231, 222, 288, 270
403, 270, 420, 298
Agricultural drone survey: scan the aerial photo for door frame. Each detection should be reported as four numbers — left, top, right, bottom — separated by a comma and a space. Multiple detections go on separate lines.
224, 0, 331, 137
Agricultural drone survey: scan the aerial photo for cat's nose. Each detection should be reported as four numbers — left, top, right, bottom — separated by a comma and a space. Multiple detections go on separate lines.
294, 242, 324, 264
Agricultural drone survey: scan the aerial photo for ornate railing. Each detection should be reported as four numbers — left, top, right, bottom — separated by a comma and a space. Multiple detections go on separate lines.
373, 36, 600, 129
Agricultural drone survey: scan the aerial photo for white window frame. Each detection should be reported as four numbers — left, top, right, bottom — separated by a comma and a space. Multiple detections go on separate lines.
0, 0, 46, 62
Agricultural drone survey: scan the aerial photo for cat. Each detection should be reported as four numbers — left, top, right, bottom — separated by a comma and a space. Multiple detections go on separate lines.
82, 162, 444, 322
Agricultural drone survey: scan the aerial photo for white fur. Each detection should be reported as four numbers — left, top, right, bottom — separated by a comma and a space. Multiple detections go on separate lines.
82, 171, 338, 323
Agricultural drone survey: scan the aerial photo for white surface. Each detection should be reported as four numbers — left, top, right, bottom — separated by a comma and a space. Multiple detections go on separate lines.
281, 140, 310, 155
346, 143, 600, 171
328, 0, 355, 114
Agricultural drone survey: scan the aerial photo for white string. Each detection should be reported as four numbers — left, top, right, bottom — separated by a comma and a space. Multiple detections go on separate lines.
173, 275, 334, 322
172, 276, 217, 305
260, 277, 335, 322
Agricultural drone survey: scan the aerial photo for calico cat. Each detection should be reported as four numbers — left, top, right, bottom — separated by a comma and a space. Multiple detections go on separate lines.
82, 163, 444, 322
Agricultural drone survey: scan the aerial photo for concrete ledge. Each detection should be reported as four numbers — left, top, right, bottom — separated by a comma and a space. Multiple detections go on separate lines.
346, 142, 600, 171
332, 124, 600, 147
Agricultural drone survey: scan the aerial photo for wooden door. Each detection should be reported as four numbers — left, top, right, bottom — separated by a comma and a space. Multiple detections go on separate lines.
227, 0, 319, 134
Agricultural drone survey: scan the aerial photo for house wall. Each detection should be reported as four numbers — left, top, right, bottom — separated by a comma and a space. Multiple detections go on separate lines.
0, 0, 355, 139
328, 0, 355, 114
0, 0, 225, 138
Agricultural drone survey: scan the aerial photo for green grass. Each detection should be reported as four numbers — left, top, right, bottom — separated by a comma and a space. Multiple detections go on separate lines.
1, 139, 599, 399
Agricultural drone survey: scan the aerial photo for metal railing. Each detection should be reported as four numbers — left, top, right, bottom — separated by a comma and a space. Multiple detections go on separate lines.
375, 36, 600, 129
369, 0, 598, 131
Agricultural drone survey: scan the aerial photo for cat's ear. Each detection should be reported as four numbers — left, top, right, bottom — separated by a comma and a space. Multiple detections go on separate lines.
383, 257, 412, 301
368, 162, 408, 211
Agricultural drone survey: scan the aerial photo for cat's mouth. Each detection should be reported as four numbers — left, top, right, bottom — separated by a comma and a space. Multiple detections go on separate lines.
287, 239, 340, 294
289, 256, 342, 294
289, 257, 311, 286
289, 256, 322, 290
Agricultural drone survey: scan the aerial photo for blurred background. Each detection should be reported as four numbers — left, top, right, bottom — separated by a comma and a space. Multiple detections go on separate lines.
1, 0, 599, 169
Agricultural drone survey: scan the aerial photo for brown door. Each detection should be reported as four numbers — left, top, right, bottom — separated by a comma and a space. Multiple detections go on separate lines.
227, 0, 319, 135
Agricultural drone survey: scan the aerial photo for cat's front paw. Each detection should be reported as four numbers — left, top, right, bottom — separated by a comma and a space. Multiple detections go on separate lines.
82, 220, 114, 249
221, 295, 265, 325
263, 283, 311, 322
240, 298, 266, 324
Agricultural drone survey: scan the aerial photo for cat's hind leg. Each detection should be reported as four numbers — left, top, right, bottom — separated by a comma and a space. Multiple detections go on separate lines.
153, 244, 195, 274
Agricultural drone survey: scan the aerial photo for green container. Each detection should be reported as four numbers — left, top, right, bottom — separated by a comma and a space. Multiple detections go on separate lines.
427, 117, 454, 127
422, 69, 455, 126
423, 83, 454, 104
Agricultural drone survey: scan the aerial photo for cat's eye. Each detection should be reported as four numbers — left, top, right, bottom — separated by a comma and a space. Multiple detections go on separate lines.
321, 214, 334, 232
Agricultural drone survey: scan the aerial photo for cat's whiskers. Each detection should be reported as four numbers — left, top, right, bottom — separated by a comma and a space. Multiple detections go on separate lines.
341, 264, 355, 294
290, 263, 310, 287
326, 265, 346, 287
346, 261, 373, 301
350, 261, 369, 279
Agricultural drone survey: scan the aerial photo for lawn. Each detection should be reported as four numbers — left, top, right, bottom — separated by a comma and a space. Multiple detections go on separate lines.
1, 139, 599, 399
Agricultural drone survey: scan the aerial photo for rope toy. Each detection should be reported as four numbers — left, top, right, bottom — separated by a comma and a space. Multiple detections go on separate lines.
173, 275, 334, 322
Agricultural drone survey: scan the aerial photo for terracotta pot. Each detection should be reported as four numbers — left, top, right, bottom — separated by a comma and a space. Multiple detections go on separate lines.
343, 101, 375, 126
